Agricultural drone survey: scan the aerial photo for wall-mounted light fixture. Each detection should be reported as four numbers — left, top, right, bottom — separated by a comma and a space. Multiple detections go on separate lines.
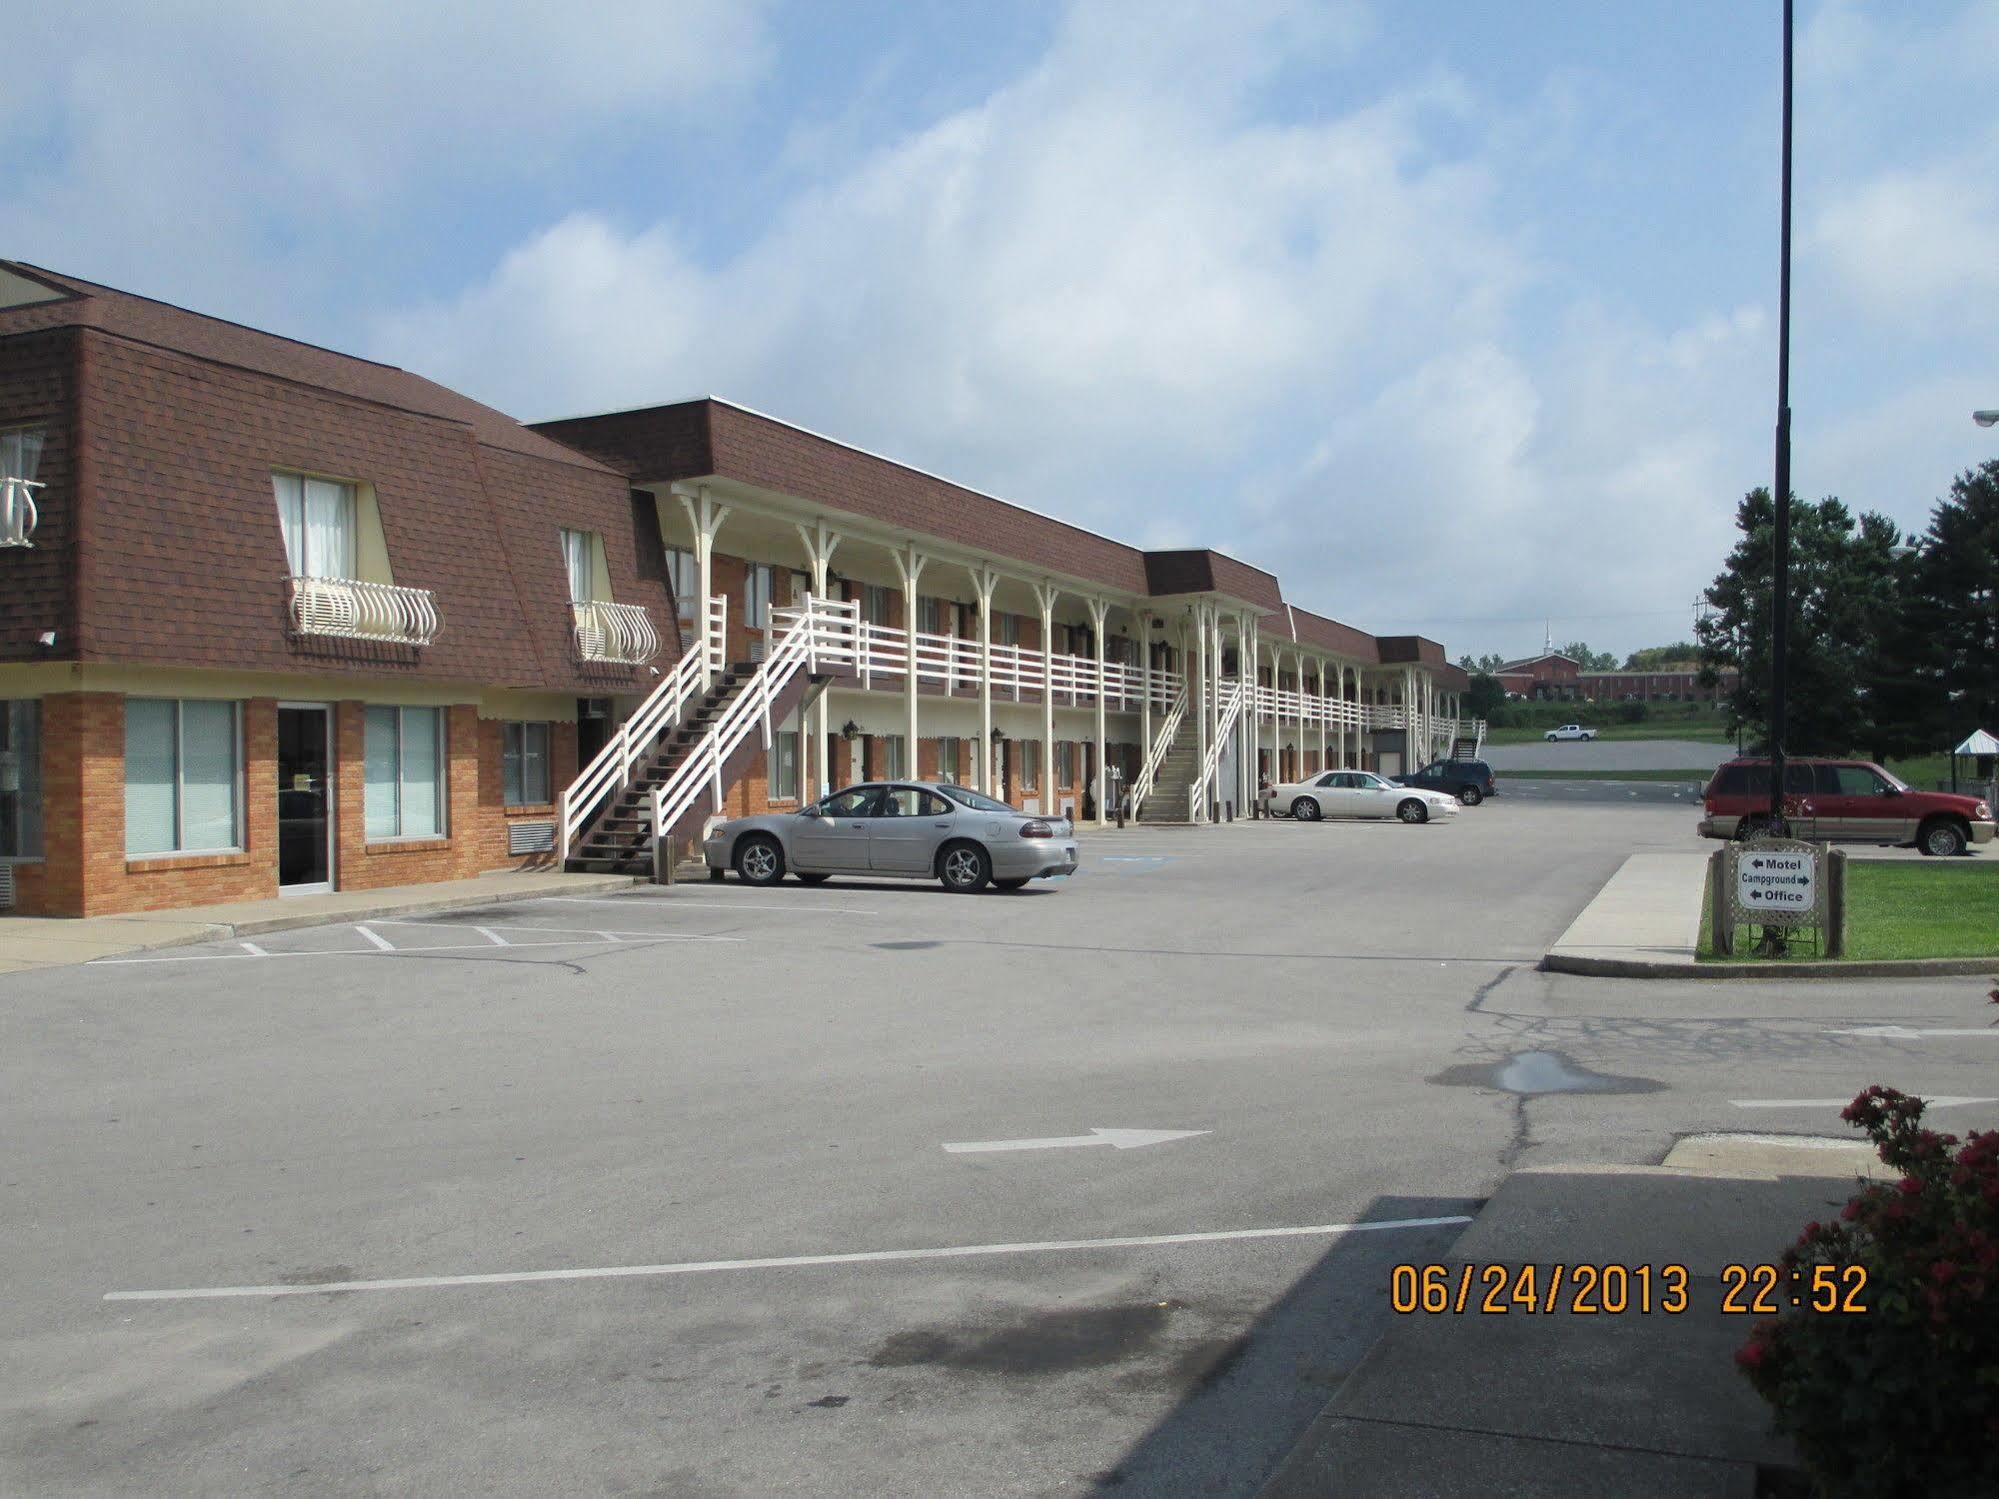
840, 720, 861, 740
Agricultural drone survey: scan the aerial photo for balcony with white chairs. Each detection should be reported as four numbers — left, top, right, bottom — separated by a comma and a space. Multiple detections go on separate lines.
287, 575, 440, 647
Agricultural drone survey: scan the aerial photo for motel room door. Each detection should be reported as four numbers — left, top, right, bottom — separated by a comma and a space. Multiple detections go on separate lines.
277, 704, 334, 894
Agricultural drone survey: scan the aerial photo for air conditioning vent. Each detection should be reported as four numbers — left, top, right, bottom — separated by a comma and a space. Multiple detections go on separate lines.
0, 864, 15, 909
508, 821, 557, 856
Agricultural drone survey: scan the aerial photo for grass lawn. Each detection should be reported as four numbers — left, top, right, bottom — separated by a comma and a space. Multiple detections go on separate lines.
1699, 860, 1999, 962
1483, 719, 1736, 747
1501, 768, 1712, 783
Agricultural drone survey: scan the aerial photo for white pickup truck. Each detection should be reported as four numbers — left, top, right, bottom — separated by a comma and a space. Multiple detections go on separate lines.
1544, 723, 1597, 742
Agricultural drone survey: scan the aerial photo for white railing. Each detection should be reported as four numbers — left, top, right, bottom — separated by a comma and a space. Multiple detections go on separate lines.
1188, 679, 1245, 820
289, 576, 440, 647
1, 476, 41, 548
651, 595, 860, 844
844, 620, 1178, 711
560, 595, 725, 861
1126, 683, 1188, 818
573, 599, 661, 665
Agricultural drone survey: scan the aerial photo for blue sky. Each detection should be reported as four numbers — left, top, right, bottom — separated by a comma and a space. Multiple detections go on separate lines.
5, 0, 1995, 662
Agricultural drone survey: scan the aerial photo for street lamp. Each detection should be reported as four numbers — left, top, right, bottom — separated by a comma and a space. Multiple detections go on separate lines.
1767, 0, 1796, 834
1975, 410, 1998, 428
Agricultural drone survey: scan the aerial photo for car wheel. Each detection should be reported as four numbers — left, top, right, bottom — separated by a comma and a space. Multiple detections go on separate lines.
734, 834, 785, 886
938, 841, 992, 893
795, 871, 830, 885
1291, 796, 1321, 821
1397, 799, 1428, 824
993, 877, 1030, 891
1458, 785, 1483, 806
1919, 818, 1968, 858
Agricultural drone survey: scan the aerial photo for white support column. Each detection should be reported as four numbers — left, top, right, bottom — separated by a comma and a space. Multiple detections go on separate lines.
971, 565, 1000, 795
1032, 581, 1057, 817
1403, 668, 1417, 770
1087, 596, 1110, 825
1139, 610, 1153, 797
1241, 613, 1258, 814
1191, 606, 1209, 822
794, 519, 843, 798
676, 485, 732, 686
1316, 657, 1328, 772
891, 543, 929, 782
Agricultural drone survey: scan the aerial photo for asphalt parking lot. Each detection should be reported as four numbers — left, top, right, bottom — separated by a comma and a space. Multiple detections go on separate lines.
6, 798, 1995, 1496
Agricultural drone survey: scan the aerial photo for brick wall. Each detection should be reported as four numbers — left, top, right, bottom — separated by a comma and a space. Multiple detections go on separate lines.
473, 715, 578, 871
0, 326, 78, 662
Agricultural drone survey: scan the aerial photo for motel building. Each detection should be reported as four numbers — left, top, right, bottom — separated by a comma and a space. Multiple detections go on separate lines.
0, 262, 1478, 918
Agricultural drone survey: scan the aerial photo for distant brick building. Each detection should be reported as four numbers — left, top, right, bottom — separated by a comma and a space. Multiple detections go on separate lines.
1493, 653, 1735, 703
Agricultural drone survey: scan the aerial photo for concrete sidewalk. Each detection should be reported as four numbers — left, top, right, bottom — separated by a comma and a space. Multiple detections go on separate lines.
0, 868, 640, 975
1543, 851, 1708, 972
1257, 1135, 1886, 1497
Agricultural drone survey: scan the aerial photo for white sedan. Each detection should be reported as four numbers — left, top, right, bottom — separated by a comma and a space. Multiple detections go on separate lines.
1544, 723, 1597, 741
1263, 769, 1460, 824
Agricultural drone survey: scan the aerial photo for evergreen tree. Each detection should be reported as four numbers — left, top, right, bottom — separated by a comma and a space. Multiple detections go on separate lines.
1917, 460, 1999, 744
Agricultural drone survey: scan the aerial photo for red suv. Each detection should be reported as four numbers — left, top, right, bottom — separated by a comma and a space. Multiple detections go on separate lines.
1699, 758, 1994, 857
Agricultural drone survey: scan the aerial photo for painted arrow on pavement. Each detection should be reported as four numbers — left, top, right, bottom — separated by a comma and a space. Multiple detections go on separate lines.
943, 1128, 1210, 1155
1731, 1096, 1998, 1110
1824, 1026, 1999, 1039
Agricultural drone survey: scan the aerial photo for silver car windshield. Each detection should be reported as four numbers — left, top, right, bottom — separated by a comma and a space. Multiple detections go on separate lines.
938, 784, 1011, 814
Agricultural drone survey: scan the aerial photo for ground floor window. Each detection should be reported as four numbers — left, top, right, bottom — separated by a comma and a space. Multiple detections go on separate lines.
882, 734, 906, 780
936, 736, 959, 783
772, 730, 800, 800
1055, 740, 1075, 787
0, 699, 41, 858
366, 706, 445, 839
1020, 738, 1040, 790
126, 698, 242, 855
502, 722, 551, 805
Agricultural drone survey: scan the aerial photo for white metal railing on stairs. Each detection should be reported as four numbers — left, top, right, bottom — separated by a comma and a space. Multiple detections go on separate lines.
1125, 683, 1188, 818
288, 576, 440, 646
1188, 679, 1245, 820
573, 599, 661, 665
650, 596, 860, 847
1, 476, 41, 547
560, 595, 725, 860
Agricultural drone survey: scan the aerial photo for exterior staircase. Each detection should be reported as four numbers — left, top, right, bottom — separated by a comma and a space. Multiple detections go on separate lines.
1137, 717, 1200, 823
566, 660, 754, 874
1451, 734, 1479, 760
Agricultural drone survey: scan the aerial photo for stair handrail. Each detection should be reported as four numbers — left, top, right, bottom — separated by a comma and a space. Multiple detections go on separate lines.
560, 594, 725, 860
1187, 678, 1245, 819
1125, 682, 1188, 818
650, 595, 860, 846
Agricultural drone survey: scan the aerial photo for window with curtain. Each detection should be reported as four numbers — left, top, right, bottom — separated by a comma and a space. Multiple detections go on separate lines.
664, 547, 697, 620
124, 699, 241, 855
502, 722, 551, 806
272, 473, 358, 580
1020, 739, 1040, 789
365, 706, 445, 839
744, 564, 773, 628
997, 612, 1019, 646
917, 597, 949, 635
0, 699, 42, 858
560, 529, 598, 604
862, 584, 893, 627
772, 731, 799, 800
936, 737, 959, 784
1056, 741, 1075, 786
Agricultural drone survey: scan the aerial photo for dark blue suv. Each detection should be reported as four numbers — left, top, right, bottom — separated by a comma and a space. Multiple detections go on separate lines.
1394, 759, 1496, 806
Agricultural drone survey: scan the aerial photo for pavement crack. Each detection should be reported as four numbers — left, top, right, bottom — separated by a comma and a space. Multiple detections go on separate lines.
1465, 966, 1519, 1015
1496, 1094, 1536, 1171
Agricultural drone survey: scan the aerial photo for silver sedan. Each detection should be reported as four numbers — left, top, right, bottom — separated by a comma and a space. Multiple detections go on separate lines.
703, 782, 1080, 892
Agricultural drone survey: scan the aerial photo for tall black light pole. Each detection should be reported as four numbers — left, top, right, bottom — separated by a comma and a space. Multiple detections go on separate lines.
1768, 0, 1794, 830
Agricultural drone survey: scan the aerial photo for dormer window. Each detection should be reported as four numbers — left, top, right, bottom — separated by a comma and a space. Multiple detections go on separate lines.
1, 426, 44, 548
273, 473, 357, 579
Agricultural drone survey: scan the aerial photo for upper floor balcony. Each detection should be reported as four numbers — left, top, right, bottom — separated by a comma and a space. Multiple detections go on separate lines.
0, 475, 38, 548
288, 575, 440, 647
833, 616, 1181, 712
573, 599, 661, 665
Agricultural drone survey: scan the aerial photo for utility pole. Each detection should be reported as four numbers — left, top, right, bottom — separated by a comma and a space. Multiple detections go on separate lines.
1767, 0, 1794, 832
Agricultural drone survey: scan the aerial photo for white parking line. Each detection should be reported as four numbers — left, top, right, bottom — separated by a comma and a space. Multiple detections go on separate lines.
90, 932, 742, 965
238, 941, 268, 956
540, 897, 879, 916
355, 925, 394, 951
470, 926, 509, 947
103, 1213, 1474, 1302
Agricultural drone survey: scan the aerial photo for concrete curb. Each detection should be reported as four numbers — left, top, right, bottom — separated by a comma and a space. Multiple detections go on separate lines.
1543, 951, 1999, 980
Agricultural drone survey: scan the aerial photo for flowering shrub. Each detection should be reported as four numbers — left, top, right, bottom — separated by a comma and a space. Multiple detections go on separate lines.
1735, 1085, 1999, 1497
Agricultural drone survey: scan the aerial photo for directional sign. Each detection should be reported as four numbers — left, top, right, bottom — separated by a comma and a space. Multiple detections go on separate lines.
1726, 838, 1823, 929
943, 1128, 1209, 1155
